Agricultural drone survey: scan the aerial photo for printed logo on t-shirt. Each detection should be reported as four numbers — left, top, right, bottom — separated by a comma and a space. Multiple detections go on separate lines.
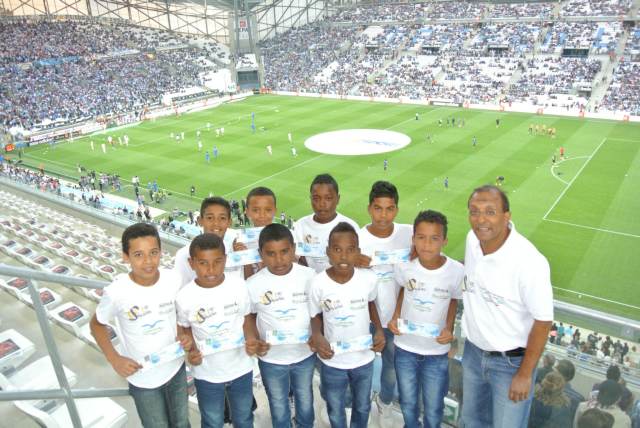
259, 290, 285, 305
350, 297, 367, 311
321, 298, 343, 312
479, 287, 506, 307
273, 307, 297, 321
126, 305, 151, 320
223, 302, 240, 316
411, 296, 435, 312
332, 313, 355, 327
375, 270, 394, 283
432, 287, 451, 300
195, 307, 217, 324
292, 292, 308, 304
462, 275, 475, 293
406, 279, 426, 292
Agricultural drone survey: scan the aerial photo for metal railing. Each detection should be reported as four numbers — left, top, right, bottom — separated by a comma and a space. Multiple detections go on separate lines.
0, 264, 129, 428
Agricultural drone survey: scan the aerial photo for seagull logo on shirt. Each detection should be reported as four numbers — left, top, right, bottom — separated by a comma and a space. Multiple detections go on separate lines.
275, 308, 295, 315
414, 298, 434, 306
334, 315, 354, 322
208, 321, 229, 330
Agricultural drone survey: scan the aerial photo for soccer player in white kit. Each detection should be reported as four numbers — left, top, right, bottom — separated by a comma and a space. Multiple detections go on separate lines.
90, 141, 94, 151
267, 145, 273, 155
101, 143, 107, 154
288, 132, 292, 143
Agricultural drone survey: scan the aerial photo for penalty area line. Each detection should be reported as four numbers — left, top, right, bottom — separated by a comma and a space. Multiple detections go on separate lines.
543, 218, 640, 239
552, 286, 640, 310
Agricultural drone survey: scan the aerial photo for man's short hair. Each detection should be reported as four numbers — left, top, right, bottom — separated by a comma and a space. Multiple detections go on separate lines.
577, 408, 615, 428
258, 223, 294, 250
200, 196, 231, 217
121, 223, 160, 255
413, 210, 448, 238
189, 233, 225, 258
555, 359, 576, 382
310, 173, 339, 194
605, 365, 621, 382
328, 222, 358, 246
596, 380, 622, 407
368, 180, 399, 205
246, 186, 276, 207
468, 184, 510, 212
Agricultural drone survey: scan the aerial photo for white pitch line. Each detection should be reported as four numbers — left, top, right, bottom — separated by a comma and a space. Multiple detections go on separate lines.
543, 138, 607, 220
543, 218, 640, 239
222, 108, 455, 198
549, 155, 589, 185
552, 286, 640, 310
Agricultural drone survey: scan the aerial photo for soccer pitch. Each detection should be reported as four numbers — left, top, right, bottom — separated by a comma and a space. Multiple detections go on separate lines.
22, 95, 640, 320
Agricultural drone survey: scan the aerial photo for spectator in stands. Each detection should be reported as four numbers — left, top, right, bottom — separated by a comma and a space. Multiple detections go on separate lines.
536, 353, 556, 384
577, 408, 615, 428
592, 365, 635, 413
461, 185, 553, 428
575, 380, 631, 428
556, 359, 586, 422
528, 371, 572, 428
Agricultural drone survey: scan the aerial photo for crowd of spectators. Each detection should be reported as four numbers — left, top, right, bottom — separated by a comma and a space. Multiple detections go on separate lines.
260, 24, 362, 93
488, 2, 554, 19
541, 22, 599, 53
507, 57, 601, 103
560, 0, 632, 17
470, 23, 541, 55
600, 27, 640, 115
427, 1, 486, 20
0, 18, 226, 131
410, 24, 472, 53
328, 3, 426, 23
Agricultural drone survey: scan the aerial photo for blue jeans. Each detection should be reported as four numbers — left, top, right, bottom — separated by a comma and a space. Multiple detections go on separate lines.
128, 363, 190, 428
371, 325, 397, 404
320, 360, 373, 428
395, 347, 448, 428
194, 371, 254, 428
461, 340, 536, 428
258, 354, 316, 428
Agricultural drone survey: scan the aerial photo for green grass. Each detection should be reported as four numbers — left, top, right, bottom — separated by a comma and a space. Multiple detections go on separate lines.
19, 95, 640, 320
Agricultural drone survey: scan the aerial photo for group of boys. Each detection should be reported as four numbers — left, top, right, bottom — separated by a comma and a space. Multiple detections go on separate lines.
90, 173, 553, 428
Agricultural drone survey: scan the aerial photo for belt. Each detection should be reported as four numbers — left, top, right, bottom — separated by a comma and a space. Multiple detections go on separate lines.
486, 347, 526, 357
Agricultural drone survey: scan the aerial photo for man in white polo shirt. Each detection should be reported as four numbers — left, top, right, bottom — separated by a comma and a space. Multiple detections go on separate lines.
461, 185, 553, 428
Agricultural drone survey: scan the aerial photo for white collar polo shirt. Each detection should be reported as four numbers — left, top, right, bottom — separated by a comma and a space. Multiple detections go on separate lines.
461, 222, 554, 352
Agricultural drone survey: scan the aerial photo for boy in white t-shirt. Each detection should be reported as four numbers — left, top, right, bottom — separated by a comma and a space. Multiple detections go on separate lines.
388, 210, 464, 428
356, 181, 412, 419
294, 173, 358, 273
176, 233, 258, 428
247, 223, 316, 428
309, 222, 385, 428
174, 197, 247, 287
243, 186, 277, 279
90, 223, 192, 428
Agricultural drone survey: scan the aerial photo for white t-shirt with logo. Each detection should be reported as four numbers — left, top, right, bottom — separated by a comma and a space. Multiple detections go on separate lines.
461, 223, 554, 352
308, 269, 377, 369
173, 229, 243, 287
393, 257, 463, 355
175, 275, 253, 383
293, 213, 359, 273
247, 264, 315, 365
359, 223, 413, 326
95, 269, 182, 388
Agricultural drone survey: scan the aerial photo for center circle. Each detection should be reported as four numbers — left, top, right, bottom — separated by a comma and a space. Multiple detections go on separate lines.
304, 129, 412, 156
